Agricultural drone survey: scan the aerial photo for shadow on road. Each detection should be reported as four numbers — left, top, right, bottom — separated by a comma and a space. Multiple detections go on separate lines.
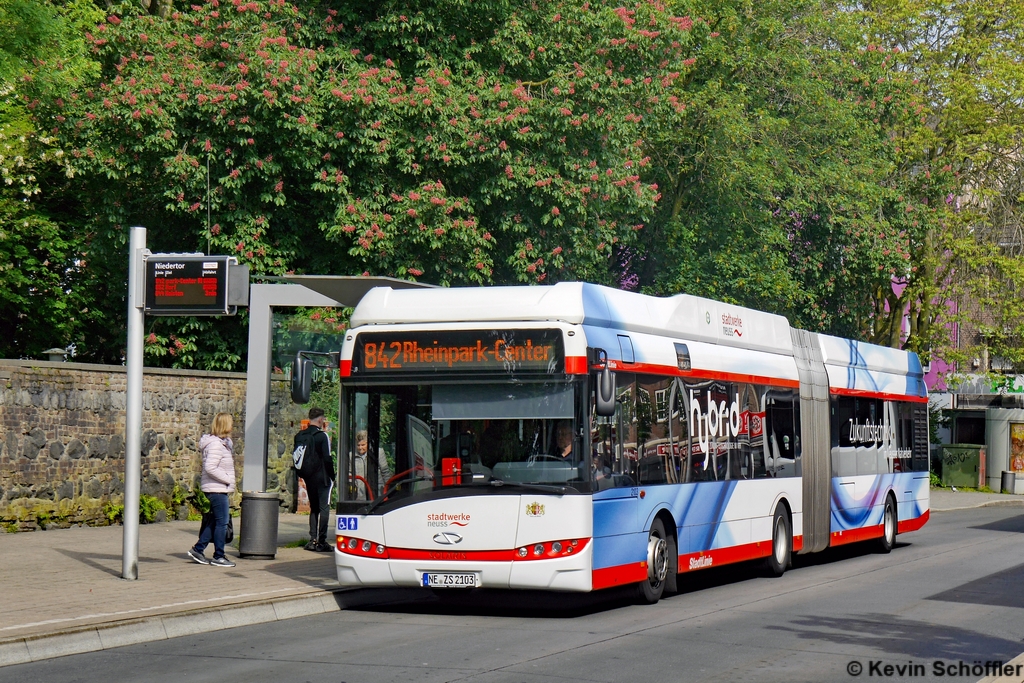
777, 613, 1022, 662
970, 513, 1024, 534
342, 585, 640, 618
928, 561, 1024, 609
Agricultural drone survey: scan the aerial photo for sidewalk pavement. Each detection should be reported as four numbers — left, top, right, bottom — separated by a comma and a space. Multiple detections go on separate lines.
2, 489, 1024, 668
0, 512, 419, 668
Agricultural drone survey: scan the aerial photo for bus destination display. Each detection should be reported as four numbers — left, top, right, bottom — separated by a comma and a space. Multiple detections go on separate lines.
145, 256, 229, 315
353, 329, 563, 374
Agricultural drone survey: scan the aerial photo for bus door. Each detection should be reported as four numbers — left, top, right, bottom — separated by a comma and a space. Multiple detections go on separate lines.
342, 386, 425, 506
591, 373, 639, 559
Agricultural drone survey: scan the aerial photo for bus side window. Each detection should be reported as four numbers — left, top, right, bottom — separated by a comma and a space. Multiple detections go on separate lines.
637, 375, 674, 485
764, 390, 799, 478
590, 374, 635, 490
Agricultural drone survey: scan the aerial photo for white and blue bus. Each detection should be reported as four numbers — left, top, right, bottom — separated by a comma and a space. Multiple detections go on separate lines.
300, 283, 929, 603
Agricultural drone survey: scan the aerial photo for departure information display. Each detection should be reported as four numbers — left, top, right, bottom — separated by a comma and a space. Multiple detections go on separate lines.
352, 329, 564, 375
145, 255, 229, 315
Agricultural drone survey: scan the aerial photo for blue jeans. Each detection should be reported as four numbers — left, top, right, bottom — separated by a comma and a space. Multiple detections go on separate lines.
193, 492, 230, 559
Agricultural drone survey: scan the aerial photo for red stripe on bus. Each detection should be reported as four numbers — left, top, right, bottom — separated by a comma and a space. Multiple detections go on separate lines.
829, 387, 928, 403
388, 548, 515, 562
830, 523, 884, 546
565, 356, 588, 375
600, 360, 800, 389
792, 535, 803, 552
592, 562, 648, 590
340, 359, 352, 377
678, 541, 773, 573
897, 509, 929, 534
387, 538, 591, 562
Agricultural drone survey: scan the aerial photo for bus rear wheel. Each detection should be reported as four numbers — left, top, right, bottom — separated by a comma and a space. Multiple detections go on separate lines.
764, 507, 791, 578
637, 518, 669, 604
878, 495, 897, 554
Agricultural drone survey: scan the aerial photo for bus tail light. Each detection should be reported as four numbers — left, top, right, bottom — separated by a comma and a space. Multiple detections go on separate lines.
513, 538, 589, 560
337, 535, 389, 558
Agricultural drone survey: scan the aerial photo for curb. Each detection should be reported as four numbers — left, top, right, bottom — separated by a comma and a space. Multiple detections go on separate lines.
932, 499, 1024, 513
0, 587, 417, 669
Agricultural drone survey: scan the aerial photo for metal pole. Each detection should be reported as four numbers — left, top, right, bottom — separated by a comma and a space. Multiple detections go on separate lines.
122, 226, 146, 580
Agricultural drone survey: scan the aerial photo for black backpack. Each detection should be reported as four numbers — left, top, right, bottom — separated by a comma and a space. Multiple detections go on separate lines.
292, 429, 320, 478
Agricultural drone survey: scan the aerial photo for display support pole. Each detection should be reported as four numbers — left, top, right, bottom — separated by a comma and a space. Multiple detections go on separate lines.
122, 226, 146, 580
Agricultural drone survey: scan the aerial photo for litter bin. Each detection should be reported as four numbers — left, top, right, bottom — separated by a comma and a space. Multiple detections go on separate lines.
1002, 471, 1016, 495
239, 491, 280, 559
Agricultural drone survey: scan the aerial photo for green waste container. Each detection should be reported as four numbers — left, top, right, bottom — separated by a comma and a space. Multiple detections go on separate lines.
940, 444, 985, 488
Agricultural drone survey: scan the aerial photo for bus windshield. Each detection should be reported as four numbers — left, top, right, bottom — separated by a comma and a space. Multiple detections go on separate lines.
341, 382, 591, 507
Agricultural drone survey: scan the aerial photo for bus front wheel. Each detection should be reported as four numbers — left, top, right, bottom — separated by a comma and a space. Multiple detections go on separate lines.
764, 507, 791, 578
637, 518, 669, 604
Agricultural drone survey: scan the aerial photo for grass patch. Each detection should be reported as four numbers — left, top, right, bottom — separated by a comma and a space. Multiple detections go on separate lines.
283, 538, 311, 548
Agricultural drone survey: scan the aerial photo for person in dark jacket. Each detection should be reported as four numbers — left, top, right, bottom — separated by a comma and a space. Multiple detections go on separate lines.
294, 407, 335, 551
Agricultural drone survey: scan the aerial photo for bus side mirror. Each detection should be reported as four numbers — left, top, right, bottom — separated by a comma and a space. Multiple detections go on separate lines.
593, 348, 616, 417
291, 352, 313, 404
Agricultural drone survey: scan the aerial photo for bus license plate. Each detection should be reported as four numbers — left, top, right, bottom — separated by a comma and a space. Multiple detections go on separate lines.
422, 572, 477, 588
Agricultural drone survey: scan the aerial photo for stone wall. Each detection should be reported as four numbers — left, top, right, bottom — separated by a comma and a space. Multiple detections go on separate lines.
0, 360, 307, 530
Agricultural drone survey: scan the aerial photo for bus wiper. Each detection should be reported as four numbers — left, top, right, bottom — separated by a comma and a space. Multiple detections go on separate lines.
366, 474, 435, 513
488, 478, 572, 495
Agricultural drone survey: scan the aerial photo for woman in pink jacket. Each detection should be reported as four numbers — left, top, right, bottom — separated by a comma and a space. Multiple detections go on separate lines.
188, 412, 237, 567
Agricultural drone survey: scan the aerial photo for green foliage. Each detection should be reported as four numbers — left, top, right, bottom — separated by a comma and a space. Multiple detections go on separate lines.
171, 483, 189, 508
0, 0, 102, 360
138, 494, 166, 523
187, 488, 210, 515
35, 509, 52, 529
929, 472, 942, 488
104, 501, 124, 524
852, 0, 1024, 364
31, 0, 703, 367
0, 0, 1019, 373
283, 537, 310, 548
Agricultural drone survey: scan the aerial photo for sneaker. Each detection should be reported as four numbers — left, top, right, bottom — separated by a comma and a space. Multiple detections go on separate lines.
315, 542, 332, 552
209, 556, 236, 568
303, 540, 318, 551
188, 548, 210, 565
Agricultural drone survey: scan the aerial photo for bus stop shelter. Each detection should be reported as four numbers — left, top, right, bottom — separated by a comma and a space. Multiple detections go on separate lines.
241, 275, 432, 493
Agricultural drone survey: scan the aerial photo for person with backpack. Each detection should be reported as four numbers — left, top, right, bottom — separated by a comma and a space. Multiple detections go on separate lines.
293, 407, 335, 552
188, 412, 237, 567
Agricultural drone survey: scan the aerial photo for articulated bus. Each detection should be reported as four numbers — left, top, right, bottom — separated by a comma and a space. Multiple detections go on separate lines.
296, 283, 929, 603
